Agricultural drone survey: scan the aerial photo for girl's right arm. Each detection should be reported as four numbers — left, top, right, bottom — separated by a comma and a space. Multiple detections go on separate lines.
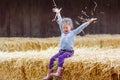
52, 8, 63, 33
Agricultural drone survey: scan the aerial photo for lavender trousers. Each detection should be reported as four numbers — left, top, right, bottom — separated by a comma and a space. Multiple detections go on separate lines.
49, 49, 74, 69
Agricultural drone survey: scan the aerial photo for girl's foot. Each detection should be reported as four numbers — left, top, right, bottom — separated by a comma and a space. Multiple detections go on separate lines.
50, 67, 63, 77
42, 69, 53, 80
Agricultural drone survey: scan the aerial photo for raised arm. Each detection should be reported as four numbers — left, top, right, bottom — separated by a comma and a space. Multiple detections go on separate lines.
73, 18, 97, 35
52, 8, 63, 32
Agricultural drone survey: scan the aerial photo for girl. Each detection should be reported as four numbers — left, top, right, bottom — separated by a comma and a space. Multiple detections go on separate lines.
43, 8, 97, 80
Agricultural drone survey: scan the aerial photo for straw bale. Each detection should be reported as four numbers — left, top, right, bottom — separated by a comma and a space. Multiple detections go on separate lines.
0, 35, 120, 52
0, 47, 120, 80
0, 34, 120, 80
0, 38, 58, 52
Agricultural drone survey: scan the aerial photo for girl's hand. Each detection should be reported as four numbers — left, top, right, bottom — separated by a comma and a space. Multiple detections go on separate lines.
89, 18, 97, 23
91, 18, 97, 21
52, 8, 62, 14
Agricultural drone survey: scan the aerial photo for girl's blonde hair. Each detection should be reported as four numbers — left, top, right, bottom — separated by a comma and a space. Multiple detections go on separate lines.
62, 18, 73, 28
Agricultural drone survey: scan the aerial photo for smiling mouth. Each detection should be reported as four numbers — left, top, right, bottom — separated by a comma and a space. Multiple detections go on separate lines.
64, 31, 69, 34
64, 30, 68, 32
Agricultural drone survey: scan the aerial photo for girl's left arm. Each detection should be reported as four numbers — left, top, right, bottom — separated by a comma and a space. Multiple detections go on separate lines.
73, 18, 97, 35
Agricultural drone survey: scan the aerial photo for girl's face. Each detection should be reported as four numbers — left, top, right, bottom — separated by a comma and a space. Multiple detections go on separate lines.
62, 22, 71, 33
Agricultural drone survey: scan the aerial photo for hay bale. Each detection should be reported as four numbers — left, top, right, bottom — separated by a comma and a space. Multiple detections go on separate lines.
75, 34, 120, 48
0, 35, 120, 52
0, 55, 25, 80
63, 48, 120, 80
0, 38, 58, 52
0, 47, 120, 80
0, 34, 120, 79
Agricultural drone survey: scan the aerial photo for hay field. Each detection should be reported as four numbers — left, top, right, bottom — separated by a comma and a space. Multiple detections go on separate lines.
0, 34, 120, 80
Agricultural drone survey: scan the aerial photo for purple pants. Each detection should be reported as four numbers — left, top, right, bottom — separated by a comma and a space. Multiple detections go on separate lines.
49, 49, 74, 69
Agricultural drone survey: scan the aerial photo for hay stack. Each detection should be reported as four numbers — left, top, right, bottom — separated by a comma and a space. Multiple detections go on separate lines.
63, 48, 120, 80
0, 47, 120, 80
0, 37, 58, 52
0, 35, 120, 52
0, 34, 120, 80
75, 34, 120, 48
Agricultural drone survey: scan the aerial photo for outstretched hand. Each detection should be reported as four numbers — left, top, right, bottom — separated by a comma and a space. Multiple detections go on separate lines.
52, 8, 62, 14
91, 18, 97, 21
89, 18, 97, 23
